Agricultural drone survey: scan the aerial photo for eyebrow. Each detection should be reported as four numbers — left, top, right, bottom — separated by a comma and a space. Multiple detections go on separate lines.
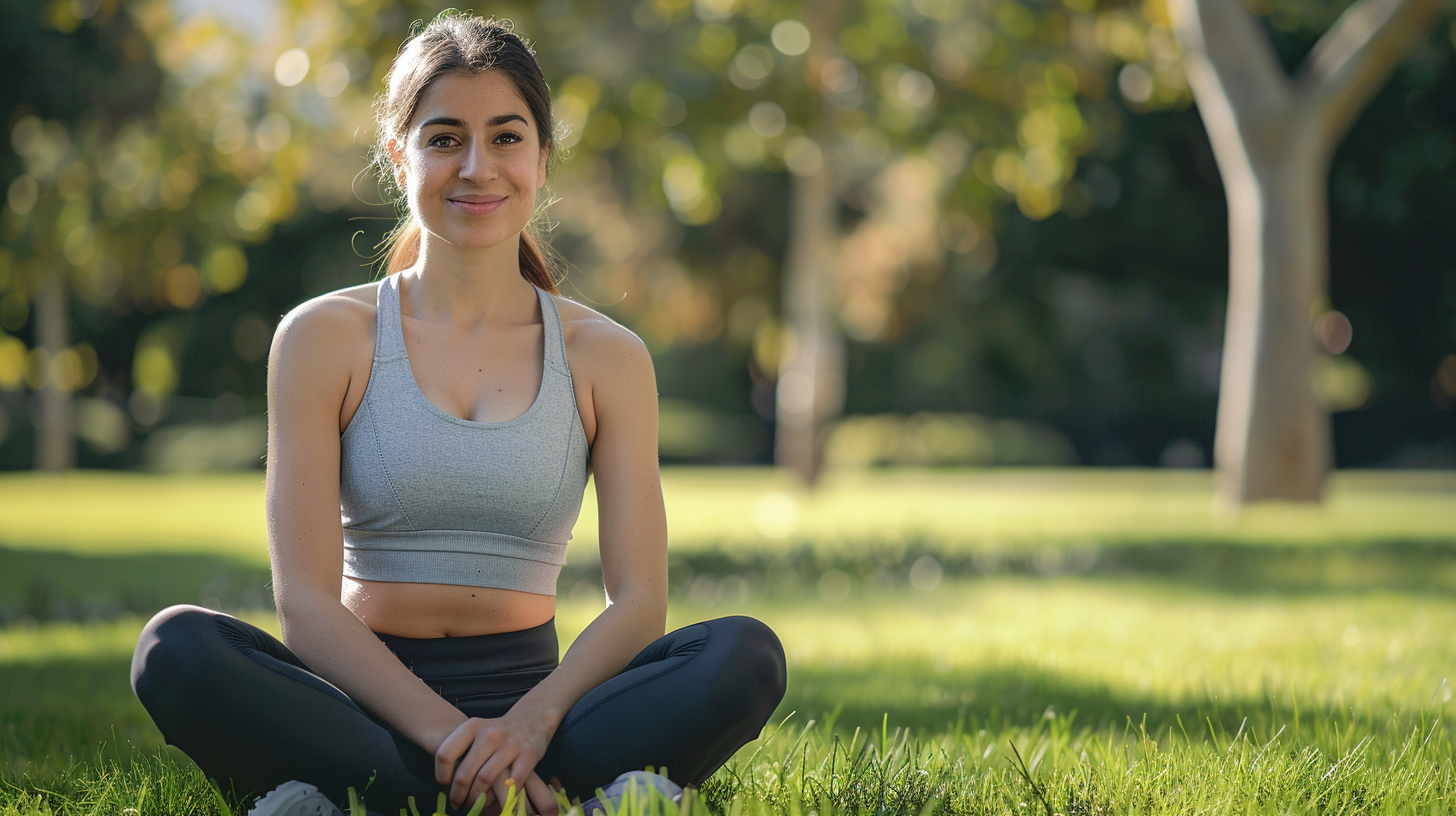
418, 113, 529, 130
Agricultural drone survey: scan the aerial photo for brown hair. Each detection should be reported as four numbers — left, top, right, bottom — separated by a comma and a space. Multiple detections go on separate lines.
372, 11, 560, 293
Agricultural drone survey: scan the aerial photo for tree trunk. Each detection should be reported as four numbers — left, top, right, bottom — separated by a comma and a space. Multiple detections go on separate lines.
1169, 0, 1439, 507
775, 153, 844, 484
1213, 133, 1330, 503
34, 271, 75, 470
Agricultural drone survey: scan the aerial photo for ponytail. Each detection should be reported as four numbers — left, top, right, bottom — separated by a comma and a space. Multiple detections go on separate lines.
518, 230, 557, 294
382, 217, 560, 296
384, 219, 421, 275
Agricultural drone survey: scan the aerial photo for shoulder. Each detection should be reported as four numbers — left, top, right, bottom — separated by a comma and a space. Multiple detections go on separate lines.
272, 282, 379, 359
268, 281, 380, 392
550, 293, 654, 382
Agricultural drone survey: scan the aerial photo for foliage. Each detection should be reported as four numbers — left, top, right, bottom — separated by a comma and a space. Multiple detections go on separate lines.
0, 0, 287, 409
1, 0, 1453, 473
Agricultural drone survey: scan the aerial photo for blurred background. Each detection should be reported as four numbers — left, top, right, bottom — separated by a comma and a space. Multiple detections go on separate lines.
1, 0, 1453, 480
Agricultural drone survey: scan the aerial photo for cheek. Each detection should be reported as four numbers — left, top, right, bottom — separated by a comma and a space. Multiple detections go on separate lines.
406, 161, 449, 201
511, 159, 539, 187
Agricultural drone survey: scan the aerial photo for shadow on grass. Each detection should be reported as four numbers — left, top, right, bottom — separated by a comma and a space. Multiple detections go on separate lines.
0, 654, 162, 780
616, 538, 1456, 599
0, 546, 272, 624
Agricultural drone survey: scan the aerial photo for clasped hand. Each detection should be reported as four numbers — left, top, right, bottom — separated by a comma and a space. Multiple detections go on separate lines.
434, 713, 559, 815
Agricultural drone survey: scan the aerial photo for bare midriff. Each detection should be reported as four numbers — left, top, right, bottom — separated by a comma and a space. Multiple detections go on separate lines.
343, 576, 556, 638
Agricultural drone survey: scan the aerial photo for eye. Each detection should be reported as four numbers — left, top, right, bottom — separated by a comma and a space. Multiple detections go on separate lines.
494, 131, 525, 145
427, 134, 459, 148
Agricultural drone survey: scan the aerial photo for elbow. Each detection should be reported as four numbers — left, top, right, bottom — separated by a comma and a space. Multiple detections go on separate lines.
606, 582, 668, 638
273, 585, 346, 639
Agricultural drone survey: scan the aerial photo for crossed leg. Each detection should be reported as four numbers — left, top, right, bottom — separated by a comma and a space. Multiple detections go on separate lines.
131, 606, 786, 813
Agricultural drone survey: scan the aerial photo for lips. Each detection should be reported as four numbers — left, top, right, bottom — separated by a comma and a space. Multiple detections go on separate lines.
448, 195, 506, 215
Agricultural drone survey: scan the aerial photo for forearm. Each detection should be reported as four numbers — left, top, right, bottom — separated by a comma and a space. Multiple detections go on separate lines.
508, 590, 667, 734
278, 592, 466, 751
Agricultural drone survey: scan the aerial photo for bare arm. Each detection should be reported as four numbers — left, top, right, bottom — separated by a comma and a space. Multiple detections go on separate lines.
265, 296, 468, 751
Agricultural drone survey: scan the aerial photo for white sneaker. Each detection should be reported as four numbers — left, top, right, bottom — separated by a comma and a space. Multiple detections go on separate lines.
246, 781, 343, 816
579, 771, 682, 815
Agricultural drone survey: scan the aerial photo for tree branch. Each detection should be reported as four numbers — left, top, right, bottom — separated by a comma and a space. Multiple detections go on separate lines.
1297, 0, 1442, 143
1167, 0, 1294, 126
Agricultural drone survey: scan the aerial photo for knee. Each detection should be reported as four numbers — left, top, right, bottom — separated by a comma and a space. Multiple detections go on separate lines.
713, 616, 787, 713
131, 605, 221, 710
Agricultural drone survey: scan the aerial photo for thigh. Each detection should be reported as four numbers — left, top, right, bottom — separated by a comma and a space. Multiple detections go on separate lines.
536, 615, 786, 797
132, 605, 439, 809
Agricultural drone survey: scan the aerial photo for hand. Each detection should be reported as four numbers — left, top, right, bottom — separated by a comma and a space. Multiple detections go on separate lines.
434, 715, 559, 815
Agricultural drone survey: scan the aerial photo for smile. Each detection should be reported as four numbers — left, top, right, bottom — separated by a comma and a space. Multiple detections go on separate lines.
448, 197, 506, 215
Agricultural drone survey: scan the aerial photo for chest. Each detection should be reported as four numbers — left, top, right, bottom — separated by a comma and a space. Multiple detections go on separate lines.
401, 317, 545, 424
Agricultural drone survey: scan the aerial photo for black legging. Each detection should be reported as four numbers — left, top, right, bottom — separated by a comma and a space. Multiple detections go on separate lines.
130, 606, 786, 813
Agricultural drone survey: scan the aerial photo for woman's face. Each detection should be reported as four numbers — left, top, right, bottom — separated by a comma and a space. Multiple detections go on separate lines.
389, 69, 548, 256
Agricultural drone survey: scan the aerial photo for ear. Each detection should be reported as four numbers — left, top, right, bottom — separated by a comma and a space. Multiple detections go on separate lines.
536, 145, 549, 189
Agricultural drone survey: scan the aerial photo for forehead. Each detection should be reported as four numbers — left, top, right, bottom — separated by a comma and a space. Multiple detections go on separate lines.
412, 70, 533, 130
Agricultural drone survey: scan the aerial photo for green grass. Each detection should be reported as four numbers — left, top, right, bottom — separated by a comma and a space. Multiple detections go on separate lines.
1, 469, 1454, 813
4, 468, 1455, 622
6, 581, 1455, 814
4, 469, 1455, 561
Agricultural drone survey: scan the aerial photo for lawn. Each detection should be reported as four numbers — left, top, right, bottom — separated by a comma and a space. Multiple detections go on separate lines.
1, 468, 1454, 814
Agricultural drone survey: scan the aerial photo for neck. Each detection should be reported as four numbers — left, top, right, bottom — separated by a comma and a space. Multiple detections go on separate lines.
403, 230, 536, 325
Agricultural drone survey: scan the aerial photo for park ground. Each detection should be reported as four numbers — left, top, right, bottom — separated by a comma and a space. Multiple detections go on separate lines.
1, 468, 1454, 815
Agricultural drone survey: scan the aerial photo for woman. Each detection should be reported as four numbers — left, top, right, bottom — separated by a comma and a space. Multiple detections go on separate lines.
130, 13, 786, 816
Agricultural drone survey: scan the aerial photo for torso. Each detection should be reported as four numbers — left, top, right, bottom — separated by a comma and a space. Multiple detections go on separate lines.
328, 275, 601, 638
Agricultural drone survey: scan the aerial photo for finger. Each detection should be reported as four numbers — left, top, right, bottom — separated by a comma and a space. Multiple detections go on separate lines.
435, 722, 477, 785
507, 753, 538, 795
448, 734, 493, 807
462, 769, 496, 815
524, 773, 558, 816
468, 746, 527, 816
452, 731, 505, 809
467, 746, 519, 811
506, 752, 543, 813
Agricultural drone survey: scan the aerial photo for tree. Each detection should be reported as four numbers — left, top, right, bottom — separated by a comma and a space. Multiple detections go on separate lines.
1166, 0, 1443, 505
770, 1, 847, 483
559, 0, 1117, 483
1, 0, 307, 469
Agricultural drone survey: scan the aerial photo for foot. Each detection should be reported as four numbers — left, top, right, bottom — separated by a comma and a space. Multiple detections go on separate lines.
246, 781, 342, 816
579, 771, 682, 815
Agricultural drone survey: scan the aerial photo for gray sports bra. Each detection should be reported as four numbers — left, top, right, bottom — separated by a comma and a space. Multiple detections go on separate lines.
338, 274, 590, 596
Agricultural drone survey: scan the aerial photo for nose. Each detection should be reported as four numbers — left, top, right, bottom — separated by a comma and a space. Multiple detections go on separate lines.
458, 137, 495, 183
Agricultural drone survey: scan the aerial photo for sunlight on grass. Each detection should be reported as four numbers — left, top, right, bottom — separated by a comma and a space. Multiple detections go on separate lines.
622, 468, 1456, 559
3, 469, 1454, 566
560, 579, 1456, 731
0, 612, 278, 664
0, 472, 268, 558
